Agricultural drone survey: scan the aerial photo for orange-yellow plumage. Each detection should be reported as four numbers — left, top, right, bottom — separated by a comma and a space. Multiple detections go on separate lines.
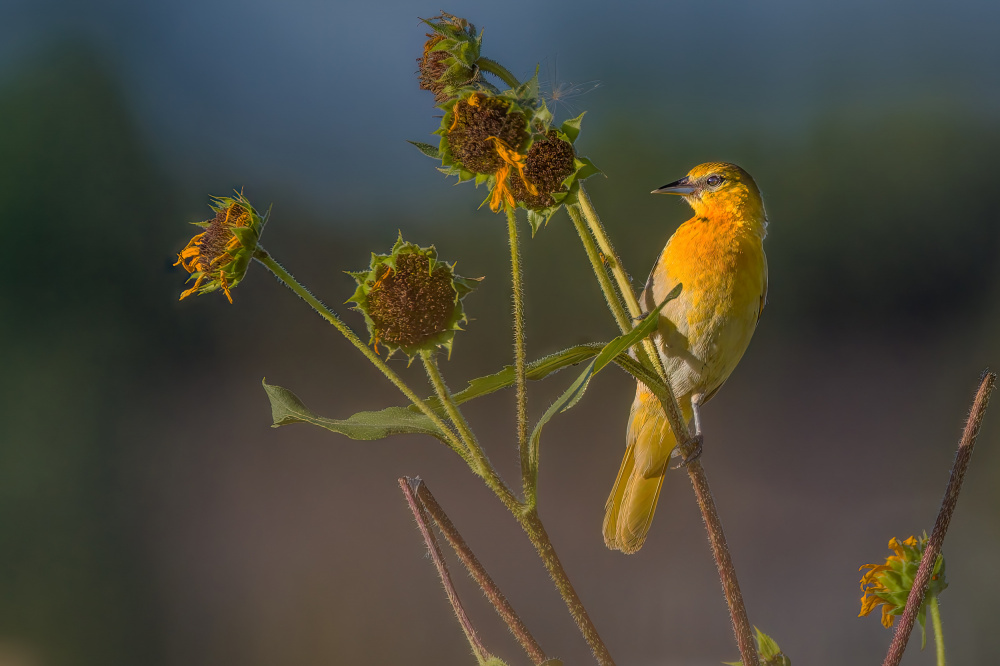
604, 162, 768, 554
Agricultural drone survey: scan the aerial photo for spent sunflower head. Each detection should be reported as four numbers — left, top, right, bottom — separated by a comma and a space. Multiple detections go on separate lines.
859, 534, 947, 636
411, 78, 600, 230
175, 193, 267, 303
348, 235, 480, 359
417, 13, 482, 103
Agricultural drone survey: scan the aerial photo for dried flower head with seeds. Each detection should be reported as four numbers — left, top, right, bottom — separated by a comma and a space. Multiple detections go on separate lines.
348, 235, 481, 359
509, 131, 577, 210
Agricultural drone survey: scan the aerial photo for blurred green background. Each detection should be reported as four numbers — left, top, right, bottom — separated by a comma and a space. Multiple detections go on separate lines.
2, 1, 999, 664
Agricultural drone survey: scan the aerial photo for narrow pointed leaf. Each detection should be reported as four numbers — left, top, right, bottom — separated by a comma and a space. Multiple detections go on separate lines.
528, 284, 681, 470
263, 380, 449, 443
408, 141, 441, 159
559, 112, 586, 143
413, 344, 604, 415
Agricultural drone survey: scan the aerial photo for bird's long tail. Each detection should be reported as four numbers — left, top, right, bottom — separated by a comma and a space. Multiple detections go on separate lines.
603, 384, 691, 554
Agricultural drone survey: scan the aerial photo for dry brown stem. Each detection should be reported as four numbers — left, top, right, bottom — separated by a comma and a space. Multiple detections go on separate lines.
882, 370, 995, 666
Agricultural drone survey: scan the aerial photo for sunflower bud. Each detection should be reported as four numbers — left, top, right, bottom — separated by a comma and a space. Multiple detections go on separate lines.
859, 535, 947, 631
175, 193, 267, 303
348, 236, 480, 358
417, 13, 480, 103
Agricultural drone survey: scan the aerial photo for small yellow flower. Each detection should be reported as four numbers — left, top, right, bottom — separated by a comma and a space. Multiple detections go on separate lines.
175, 193, 267, 303
859, 534, 947, 629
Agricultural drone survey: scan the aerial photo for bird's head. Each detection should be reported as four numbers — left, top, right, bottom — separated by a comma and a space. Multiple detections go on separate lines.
652, 162, 765, 226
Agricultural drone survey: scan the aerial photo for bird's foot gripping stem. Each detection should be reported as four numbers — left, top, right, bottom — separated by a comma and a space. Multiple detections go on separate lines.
669, 392, 705, 470
669, 434, 703, 469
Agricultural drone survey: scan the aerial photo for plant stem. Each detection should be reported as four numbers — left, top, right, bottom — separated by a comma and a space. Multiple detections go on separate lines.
883, 371, 995, 666
506, 209, 532, 504
252, 248, 471, 465
421, 352, 522, 513
519, 509, 616, 666
684, 459, 758, 666
566, 204, 632, 334
416, 481, 549, 665
928, 595, 945, 666
422, 352, 478, 453
399, 478, 492, 664
575, 186, 671, 389
572, 188, 759, 666
477, 57, 521, 89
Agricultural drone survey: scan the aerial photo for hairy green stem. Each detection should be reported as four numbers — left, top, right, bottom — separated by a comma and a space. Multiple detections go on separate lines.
477, 57, 521, 89
567, 204, 632, 334
929, 595, 945, 666
253, 248, 471, 465
575, 186, 673, 390
506, 209, 532, 503
421, 351, 478, 453
421, 352, 521, 512
519, 509, 616, 666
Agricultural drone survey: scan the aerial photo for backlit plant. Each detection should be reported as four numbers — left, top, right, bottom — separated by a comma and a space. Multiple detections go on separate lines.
172, 12, 995, 666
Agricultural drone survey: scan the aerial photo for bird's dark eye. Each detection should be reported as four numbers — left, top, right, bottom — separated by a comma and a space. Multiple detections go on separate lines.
706, 175, 724, 187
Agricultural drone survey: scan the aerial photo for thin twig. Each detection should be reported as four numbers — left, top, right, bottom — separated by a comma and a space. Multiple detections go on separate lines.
416, 482, 549, 665
882, 370, 995, 666
399, 477, 492, 664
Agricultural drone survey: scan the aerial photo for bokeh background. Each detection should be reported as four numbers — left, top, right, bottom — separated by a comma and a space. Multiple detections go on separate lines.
2, 1, 1000, 664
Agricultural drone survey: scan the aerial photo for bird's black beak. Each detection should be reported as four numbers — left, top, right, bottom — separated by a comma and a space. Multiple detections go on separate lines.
651, 176, 697, 195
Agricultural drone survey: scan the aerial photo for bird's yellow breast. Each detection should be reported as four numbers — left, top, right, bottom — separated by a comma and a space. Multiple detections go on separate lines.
649, 213, 767, 400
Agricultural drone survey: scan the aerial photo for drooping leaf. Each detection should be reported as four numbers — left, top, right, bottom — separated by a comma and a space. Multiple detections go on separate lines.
263, 380, 449, 443
527, 284, 682, 471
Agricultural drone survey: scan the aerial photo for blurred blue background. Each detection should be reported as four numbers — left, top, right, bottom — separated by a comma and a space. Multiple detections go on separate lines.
2, 1, 1000, 664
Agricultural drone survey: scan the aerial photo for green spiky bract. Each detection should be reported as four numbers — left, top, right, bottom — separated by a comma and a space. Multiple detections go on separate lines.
347, 234, 480, 360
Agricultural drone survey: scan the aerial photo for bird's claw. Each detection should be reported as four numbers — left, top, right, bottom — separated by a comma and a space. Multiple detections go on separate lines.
669, 434, 704, 469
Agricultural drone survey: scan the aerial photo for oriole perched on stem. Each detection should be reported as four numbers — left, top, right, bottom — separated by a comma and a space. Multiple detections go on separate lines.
604, 162, 768, 554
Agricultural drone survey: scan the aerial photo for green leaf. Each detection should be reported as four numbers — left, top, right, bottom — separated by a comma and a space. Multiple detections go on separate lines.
527, 285, 682, 471
262, 380, 450, 443
559, 112, 586, 143
526, 209, 549, 235
408, 141, 441, 159
755, 628, 782, 660
573, 156, 601, 181
413, 344, 605, 415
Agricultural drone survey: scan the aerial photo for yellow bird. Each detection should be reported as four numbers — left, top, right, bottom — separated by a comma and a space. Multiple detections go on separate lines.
603, 162, 768, 554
